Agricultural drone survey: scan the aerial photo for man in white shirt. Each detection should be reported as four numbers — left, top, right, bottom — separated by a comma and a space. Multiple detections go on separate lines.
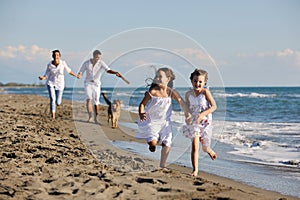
77, 50, 121, 123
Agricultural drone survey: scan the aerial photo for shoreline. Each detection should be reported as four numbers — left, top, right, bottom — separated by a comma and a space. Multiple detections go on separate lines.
0, 94, 298, 199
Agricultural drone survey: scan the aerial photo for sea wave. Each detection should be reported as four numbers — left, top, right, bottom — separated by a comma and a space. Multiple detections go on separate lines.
215, 92, 277, 98
216, 121, 300, 166
286, 94, 300, 98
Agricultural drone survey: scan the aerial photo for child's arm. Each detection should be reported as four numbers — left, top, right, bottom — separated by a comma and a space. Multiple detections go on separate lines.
185, 91, 191, 110
172, 90, 192, 124
138, 92, 151, 122
184, 91, 193, 124
197, 88, 217, 122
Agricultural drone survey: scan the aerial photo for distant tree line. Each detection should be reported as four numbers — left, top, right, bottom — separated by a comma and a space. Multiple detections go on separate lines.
0, 82, 44, 87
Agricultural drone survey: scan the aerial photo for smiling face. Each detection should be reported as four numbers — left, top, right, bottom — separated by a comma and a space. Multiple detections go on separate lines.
154, 70, 170, 86
92, 54, 101, 63
53, 52, 60, 60
52, 50, 61, 62
191, 75, 206, 92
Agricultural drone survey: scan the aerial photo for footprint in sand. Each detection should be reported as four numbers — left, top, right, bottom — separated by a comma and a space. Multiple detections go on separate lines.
136, 177, 167, 184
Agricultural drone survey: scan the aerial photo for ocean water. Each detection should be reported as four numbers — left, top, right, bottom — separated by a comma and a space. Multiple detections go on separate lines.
1, 86, 299, 197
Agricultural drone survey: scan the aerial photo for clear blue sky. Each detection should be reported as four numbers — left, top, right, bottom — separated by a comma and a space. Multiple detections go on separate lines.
0, 0, 299, 87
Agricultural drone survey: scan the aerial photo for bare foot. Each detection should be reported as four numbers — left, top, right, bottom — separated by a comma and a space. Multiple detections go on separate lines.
190, 171, 198, 177
87, 117, 93, 123
160, 167, 171, 173
207, 150, 217, 160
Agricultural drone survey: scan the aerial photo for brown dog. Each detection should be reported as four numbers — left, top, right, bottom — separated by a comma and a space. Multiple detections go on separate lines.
101, 93, 121, 128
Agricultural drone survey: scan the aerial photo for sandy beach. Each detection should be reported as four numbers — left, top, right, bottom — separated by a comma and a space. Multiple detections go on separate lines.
0, 94, 298, 200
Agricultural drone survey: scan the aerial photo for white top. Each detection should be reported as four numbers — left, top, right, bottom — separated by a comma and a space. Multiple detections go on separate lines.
181, 92, 212, 144
137, 92, 173, 145
144, 92, 172, 122
79, 59, 110, 85
188, 93, 212, 121
44, 60, 71, 90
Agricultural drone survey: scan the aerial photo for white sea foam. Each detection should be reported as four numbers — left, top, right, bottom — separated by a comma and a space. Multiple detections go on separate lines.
121, 104, 139, 113
72, 90, 85, 94
215, 92, 277, 98
286, 94, 300, 98
216, 121, 300, 166
63, 90, 73, 94
112, 92, 134, 97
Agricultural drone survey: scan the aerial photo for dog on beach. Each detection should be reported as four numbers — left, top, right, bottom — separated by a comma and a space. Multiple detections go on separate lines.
101, 92, 122, 129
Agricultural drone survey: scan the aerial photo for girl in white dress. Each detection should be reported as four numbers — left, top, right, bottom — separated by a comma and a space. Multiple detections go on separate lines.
183, 69, 217, 176
137, 67, 191, 168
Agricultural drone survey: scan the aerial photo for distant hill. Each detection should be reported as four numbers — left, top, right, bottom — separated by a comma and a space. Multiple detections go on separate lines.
0, 82, 44, 87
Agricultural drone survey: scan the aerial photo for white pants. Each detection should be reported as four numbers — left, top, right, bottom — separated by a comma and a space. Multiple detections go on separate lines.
85, 83, 100, 105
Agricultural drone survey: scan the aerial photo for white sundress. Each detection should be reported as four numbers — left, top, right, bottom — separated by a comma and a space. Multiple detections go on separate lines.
136, 92, 173, 147
181, 92, 212, 147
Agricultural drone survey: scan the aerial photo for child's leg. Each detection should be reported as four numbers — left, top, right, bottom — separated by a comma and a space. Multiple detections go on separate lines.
191, 135, 200, 176
201, 129, 216, 160
160, 143, 170, 168
202, 146, 217, 160
147, 139, 157, 152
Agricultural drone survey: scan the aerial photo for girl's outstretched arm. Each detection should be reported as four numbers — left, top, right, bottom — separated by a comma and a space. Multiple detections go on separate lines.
172, 90, 192, 124
185, 90, 192, 109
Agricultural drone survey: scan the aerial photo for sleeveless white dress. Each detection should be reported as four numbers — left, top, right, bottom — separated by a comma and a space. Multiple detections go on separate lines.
136, 92, 173, 147
181, 92, 212, 147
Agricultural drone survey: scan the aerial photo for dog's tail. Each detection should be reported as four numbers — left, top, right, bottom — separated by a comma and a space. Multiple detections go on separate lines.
101, 92, 111, 106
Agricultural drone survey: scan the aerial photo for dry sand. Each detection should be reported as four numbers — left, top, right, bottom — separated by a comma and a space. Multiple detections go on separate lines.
0, 94, 298, 200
